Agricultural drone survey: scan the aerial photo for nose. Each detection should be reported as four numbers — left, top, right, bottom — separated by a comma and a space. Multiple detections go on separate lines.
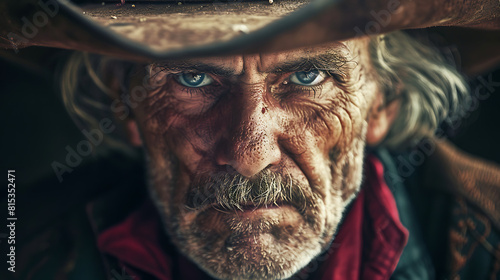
215, 93, 281, 178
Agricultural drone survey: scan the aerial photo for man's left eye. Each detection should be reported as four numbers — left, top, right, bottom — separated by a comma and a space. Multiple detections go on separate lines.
289, 70, 324, 86
176, 73, 214, 87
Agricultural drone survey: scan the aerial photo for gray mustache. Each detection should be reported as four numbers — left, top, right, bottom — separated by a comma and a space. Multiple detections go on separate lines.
185, 169, 308, 212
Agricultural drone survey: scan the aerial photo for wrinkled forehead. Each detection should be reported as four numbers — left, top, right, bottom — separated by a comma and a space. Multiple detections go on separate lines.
151, 40, 365, 74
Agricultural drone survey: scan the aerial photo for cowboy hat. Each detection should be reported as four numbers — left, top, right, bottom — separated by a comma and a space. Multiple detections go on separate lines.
0, 0, 499, 72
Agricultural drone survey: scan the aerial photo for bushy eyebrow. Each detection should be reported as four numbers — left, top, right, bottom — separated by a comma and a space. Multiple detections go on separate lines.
270, 52, 351, 75
152, 51, 351, 77
151, 61, 237, 77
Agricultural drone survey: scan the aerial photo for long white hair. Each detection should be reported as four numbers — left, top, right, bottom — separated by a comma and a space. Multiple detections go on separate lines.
369, 31, 468, 149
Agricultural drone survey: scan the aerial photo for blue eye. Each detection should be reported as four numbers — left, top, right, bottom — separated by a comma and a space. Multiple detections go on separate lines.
289, 70, 324, 86
176, 73, 213, 87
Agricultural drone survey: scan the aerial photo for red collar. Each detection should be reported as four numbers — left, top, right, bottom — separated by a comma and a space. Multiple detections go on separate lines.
97, 155, 408, 280
316, 154, 409, 280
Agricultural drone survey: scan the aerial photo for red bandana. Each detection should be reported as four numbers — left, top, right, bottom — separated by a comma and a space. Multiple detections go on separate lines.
97, 155, 408, 280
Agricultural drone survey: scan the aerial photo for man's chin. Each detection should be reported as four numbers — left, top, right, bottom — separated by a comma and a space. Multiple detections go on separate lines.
174, 205, 326, 280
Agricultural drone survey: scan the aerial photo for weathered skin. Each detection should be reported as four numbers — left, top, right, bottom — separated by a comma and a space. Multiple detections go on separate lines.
125, 38, 392, 279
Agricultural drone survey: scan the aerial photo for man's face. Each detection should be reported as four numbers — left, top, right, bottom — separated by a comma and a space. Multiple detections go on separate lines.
130, 38, 381, 279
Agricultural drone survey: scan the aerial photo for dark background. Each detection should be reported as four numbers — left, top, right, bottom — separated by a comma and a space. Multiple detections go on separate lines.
0, 48, 85, 189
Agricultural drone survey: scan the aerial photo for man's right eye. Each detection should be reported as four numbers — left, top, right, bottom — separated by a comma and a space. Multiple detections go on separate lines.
289, 70, 324, 86
175, 73, 213, 87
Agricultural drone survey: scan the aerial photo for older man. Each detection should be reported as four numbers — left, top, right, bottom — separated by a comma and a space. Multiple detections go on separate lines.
1, 0, 500, 279
115, 37, 406, 279
51, 31, 496, 280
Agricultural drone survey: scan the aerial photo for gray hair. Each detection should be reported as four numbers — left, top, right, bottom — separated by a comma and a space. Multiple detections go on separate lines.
61, 31, 469, 151
61, 51, 139, 154
369, 31, 468, 149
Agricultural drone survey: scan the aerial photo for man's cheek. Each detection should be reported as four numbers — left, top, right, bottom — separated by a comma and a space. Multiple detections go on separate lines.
287, 100, 351, 153
326, 98, 367, 150
140, 88, 211, 135
159, 125, 208, 171
136, 109, 189, 172
311, 110, 344, 151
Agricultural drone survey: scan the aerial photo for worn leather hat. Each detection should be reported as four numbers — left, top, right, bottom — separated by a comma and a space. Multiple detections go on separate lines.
1, 0, 499, 70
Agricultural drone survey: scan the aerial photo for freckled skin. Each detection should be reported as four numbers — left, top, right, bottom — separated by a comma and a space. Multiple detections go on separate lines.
131, 38, 380, 280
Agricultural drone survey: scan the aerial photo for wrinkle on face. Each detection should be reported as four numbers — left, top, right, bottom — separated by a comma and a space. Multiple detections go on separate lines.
132, 38, 380, 280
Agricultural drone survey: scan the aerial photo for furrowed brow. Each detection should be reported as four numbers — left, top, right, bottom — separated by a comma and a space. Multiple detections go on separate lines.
151, 61, 237, 77
270, 52, 350, 75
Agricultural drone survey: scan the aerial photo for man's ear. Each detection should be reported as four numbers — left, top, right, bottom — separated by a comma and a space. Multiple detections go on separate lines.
125, 119, 143, 147
366, 92, 400, 147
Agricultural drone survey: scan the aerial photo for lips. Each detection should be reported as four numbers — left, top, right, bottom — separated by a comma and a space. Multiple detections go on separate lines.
228, 202, 283, 211
199, 205, 298, 227
235, 204, 297, 221
203, 202, 302, 223
186, 196, 306, 217
241, 204, 279, 211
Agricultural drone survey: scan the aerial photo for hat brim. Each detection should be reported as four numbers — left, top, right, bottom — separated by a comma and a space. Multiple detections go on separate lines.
1, 0, 499, 67
1, 0, 344, 61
